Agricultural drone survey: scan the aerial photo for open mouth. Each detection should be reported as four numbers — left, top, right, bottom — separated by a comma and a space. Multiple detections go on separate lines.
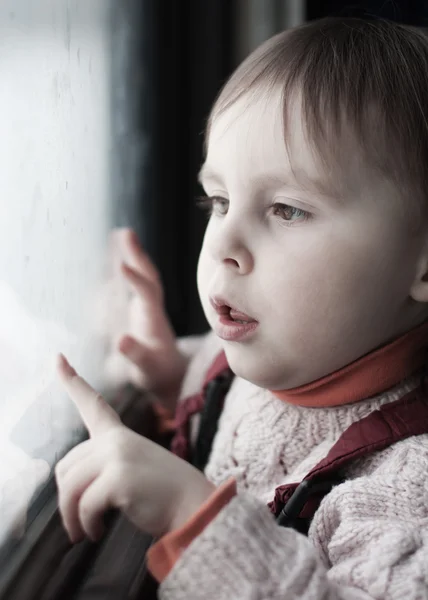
209, 296, 258, 324
227, 307, 256, 324
210, 296, 259, 341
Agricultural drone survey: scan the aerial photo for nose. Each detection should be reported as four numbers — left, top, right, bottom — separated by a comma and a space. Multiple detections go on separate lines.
207, 213, 254, 275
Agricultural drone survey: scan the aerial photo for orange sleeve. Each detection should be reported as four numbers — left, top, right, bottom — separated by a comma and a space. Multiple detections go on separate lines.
147, 478, 237, 583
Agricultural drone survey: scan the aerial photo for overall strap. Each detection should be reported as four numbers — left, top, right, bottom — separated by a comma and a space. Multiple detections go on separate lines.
271, 382, 428, 532
171, 351, 232, 463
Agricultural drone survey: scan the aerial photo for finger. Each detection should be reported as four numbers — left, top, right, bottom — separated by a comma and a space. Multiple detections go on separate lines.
57, 455, 101, 543
57, 354, 121, 436
78, 473, 113, 542
55, 440, 92, 480
118, 335, 155, 372
123, 229, 160, 283
120, 262, 161, 304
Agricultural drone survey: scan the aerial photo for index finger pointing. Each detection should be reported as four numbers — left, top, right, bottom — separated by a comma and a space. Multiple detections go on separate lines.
57, 354, 120, 436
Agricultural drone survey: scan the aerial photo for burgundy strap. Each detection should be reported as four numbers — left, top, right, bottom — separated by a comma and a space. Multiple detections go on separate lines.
269, 383, 428, 518
171, 351, 229, 460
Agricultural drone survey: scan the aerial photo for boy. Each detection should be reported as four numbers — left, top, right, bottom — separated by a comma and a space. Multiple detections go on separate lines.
57, 17, 428, 599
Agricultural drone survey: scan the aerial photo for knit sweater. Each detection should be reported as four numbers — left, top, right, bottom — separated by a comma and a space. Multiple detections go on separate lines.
155, 331, 428, 599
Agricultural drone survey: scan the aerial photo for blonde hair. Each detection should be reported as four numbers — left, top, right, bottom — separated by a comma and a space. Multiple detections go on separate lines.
206, 17, 428, 209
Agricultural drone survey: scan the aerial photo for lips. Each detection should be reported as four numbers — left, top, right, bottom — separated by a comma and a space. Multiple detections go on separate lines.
209, 295, 257, 324
210, 295, 259, 341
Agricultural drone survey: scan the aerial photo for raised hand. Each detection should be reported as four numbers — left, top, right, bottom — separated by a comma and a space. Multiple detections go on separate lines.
103, 229, 187, 412
55, 354, 214, 543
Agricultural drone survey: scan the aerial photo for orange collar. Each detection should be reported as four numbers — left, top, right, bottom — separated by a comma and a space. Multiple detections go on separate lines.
271, 322, 428, 408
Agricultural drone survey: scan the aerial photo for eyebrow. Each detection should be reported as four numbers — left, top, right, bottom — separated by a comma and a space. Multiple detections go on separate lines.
288, 167, 341, 199
198, 164, 341, 200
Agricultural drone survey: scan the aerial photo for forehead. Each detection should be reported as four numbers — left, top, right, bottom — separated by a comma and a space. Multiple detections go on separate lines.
204, 91, 298, 186
204, 90, 327, 187
202, 89, 366, 199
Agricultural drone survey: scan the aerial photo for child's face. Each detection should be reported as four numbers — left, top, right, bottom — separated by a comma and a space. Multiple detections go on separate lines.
197, 90, 427, 389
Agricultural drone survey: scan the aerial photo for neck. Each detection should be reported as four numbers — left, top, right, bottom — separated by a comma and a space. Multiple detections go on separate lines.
271, 322, 428, 408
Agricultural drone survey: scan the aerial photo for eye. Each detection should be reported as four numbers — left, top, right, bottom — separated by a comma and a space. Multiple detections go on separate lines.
272, 203, 309, 224
196, 195, 229, 217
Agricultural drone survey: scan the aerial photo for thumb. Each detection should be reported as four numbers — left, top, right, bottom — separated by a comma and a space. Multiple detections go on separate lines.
57, 354, 121, 436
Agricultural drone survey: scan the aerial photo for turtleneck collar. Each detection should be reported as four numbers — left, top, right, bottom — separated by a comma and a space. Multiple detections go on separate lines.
270, 322, 428, 408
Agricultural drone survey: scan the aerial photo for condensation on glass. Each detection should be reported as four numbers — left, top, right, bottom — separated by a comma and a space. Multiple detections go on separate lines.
0, 0, 118, 546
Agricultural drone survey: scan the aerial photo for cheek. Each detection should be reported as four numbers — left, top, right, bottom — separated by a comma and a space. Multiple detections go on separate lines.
261, 230, 411, 330
196, 219, 220, 293
196, 239, 212, 309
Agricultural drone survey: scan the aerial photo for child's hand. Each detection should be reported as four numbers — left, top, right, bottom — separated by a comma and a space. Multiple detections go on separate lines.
113, 228, 187, 410
55, 354, 215, 543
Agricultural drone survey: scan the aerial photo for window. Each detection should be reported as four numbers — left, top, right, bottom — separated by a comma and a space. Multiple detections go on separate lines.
0, 0, 113, 549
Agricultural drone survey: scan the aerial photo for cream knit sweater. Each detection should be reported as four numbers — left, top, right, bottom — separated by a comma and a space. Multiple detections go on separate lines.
162, 331, 428, 599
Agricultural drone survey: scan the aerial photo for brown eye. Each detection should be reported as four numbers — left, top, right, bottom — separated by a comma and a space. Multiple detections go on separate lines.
273, 203, 308, 222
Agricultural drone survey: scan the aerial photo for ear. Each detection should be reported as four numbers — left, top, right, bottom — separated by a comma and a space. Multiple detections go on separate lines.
410, 252, 428, 303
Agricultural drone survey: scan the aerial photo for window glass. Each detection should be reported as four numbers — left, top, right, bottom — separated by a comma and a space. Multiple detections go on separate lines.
0, 0, 113, 547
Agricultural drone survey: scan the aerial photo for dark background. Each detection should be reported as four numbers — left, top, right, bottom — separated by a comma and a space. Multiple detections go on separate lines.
112, 0, 428, 337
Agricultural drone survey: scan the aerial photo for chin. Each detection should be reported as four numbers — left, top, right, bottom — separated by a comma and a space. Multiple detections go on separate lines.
222, 343, 289, 390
